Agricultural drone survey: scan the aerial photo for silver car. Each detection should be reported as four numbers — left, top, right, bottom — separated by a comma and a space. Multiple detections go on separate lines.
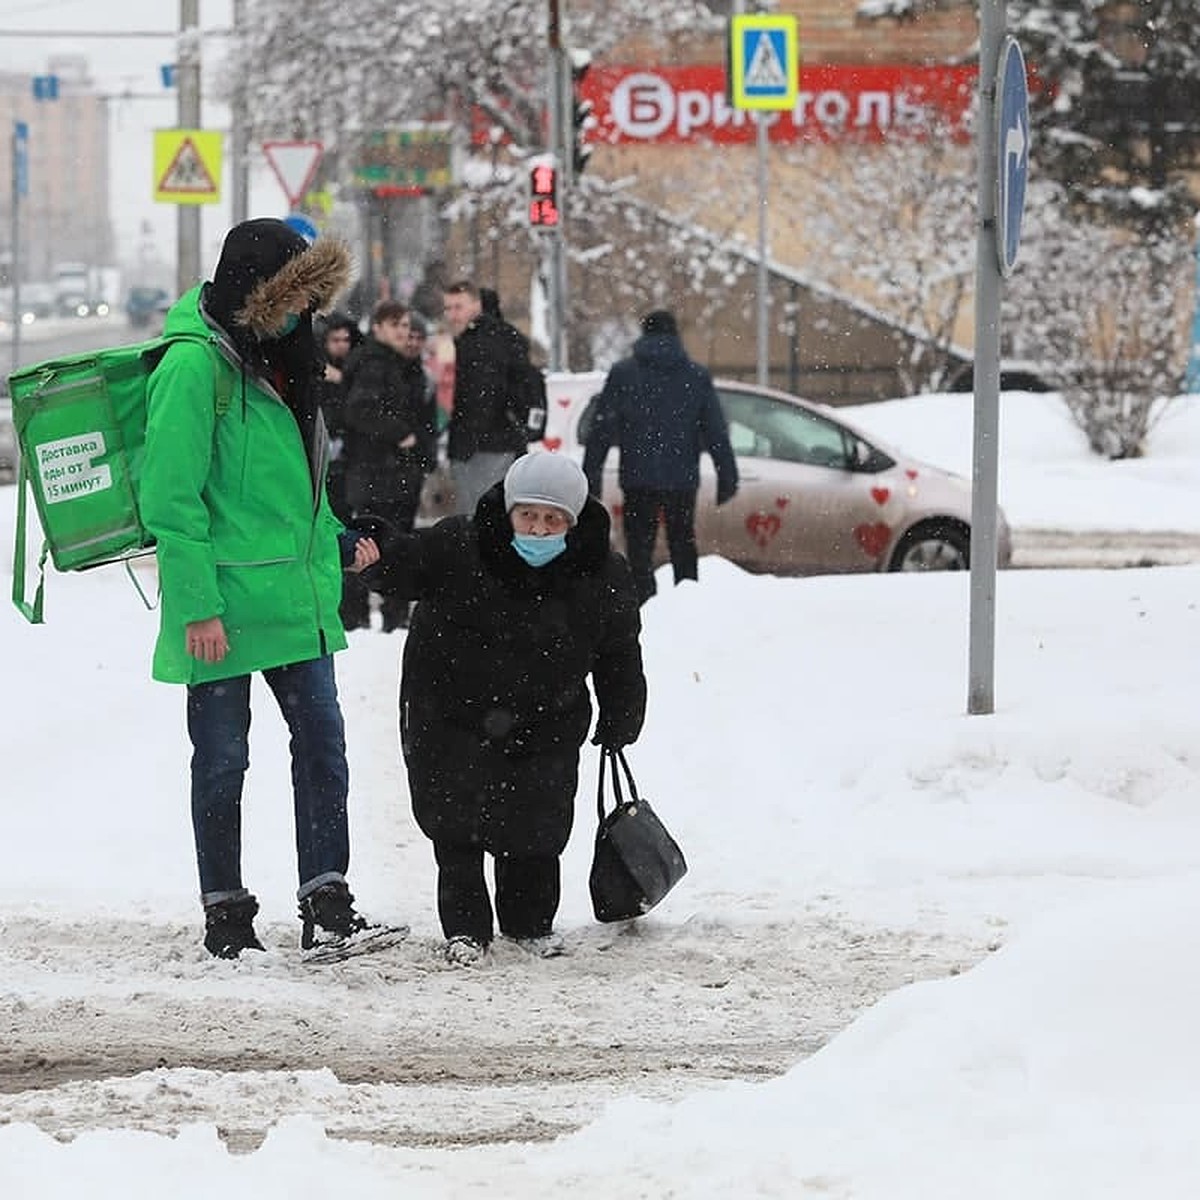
574, 376, 1010, 574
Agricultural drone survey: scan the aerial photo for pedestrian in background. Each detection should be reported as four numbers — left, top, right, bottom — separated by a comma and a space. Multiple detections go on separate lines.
315, 310, 363, 524
369, 452, 646, 964
482, 286, 547, 443
583, 309, 740, 604
341, 300, 436, 631
442, 279, 542, 516
140, 217, 387, 960
404, 310, 443, 453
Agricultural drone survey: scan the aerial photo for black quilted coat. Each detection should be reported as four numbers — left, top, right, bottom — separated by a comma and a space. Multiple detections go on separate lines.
375, 483, 647, 856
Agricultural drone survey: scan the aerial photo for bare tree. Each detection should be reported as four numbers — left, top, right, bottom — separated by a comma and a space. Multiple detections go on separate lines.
778, 123, 976, 395
1005, 185, 1192, 459
227, 0, 720, 155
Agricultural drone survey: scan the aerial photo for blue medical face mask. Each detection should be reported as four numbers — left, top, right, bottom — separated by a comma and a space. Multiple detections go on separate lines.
274, 312, 301, 337
512, 532, 567, 568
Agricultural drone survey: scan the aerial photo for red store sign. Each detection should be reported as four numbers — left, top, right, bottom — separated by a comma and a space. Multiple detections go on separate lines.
581, 64, 977, 145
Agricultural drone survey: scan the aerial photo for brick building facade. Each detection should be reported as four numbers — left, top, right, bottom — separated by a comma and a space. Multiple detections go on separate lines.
442, 2, 982, 402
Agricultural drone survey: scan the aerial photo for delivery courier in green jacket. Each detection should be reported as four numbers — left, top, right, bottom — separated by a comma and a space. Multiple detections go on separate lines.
140, 218, 398, 962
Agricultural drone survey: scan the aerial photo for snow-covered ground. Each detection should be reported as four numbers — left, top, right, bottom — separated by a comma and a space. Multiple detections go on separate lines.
2, 390, 1200, 1197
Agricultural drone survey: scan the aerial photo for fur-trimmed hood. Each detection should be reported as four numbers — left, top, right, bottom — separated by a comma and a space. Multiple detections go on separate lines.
236, 237, 352, 337
205, 218, 352, 343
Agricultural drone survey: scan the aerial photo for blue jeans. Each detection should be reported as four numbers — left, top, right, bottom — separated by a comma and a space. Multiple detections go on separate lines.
187, 656, 350, 905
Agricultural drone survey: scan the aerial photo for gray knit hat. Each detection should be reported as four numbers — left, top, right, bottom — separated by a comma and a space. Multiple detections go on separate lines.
503, 453, 588, 526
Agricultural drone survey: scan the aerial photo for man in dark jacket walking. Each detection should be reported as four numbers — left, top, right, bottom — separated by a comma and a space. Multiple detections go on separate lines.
583, 309, 739, 604
341, 300, 436, 630
371, 452, 646, 963
443, 279, 542, 516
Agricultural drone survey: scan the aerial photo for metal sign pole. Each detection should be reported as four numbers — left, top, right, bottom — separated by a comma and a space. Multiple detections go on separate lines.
968, 0, 1004, 715
756, 115, 769, 386
729, 5, 796, 389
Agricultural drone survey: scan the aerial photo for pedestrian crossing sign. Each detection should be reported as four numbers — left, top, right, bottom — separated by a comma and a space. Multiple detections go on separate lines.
153, 129, 223, 205
728, 14, 799, 111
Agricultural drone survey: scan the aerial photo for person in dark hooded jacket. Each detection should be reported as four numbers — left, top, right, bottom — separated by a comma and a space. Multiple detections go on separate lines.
442, 279, 543, 516
370, 452, 646, 963
582, 309, 739, 604
141, 218, 393, 962
339, 301, 436, 631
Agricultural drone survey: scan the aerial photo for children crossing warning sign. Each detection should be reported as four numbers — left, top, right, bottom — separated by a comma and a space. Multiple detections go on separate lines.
153, 129, 223, 205
728, 15, 799, 111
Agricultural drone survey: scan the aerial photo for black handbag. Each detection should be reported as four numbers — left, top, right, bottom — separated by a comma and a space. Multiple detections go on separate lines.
589, 748, 687, 923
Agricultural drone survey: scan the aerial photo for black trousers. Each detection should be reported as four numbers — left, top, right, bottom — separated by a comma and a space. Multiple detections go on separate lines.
432, 841, 560, 945
621, 487, 699, 605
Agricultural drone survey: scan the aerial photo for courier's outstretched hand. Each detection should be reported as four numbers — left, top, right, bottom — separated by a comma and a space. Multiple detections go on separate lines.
347, 537, 380, 574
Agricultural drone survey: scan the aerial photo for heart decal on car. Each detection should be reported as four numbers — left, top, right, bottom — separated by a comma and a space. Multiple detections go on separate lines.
745, 512, 783, 547
854, 522, 891, 558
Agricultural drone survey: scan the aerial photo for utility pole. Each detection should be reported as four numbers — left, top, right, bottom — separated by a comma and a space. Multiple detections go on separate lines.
545, 0, 568, 369
176, 0, 202, 293
229, 0, 248, 225
10, 121, 27, 370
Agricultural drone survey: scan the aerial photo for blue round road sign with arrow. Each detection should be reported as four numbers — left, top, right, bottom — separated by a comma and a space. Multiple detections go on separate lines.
996, 36, 1029, 278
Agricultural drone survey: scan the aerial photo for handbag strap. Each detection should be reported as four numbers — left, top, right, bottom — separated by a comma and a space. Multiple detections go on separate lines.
596, 747, 641, 822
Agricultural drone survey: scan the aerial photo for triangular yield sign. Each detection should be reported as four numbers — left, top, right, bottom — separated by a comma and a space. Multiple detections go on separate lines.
262, 140, 324, 207
159, 136, 218, 195
745, 31, 788, 90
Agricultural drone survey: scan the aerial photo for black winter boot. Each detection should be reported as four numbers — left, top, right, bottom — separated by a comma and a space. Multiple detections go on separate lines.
298, 881, 370, 951
203, 894, 266, 959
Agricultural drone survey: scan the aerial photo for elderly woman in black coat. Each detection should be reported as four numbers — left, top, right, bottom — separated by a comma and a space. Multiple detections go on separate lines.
372, 452, 646, 963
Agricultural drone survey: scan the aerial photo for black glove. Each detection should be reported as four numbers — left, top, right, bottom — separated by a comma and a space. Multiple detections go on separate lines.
591, 724, 629, 750
716, 477, 738, 506
348, 511, 400, 547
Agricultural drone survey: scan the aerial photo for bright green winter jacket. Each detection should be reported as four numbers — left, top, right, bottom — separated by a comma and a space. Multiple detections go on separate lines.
140, 284, 348, 684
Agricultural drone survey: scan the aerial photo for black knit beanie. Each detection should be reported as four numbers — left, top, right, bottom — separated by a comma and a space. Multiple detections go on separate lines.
206, 218, 309, 349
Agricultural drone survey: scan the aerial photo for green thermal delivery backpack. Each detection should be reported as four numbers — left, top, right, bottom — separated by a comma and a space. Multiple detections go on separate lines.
9, 332, 221, 624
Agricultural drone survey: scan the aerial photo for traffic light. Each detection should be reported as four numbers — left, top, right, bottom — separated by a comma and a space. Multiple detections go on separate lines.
529, 158, 560, 228
570, 49, 595, 176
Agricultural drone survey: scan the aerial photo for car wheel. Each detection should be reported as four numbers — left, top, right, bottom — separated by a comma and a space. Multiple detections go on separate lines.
888, 520, 970, 571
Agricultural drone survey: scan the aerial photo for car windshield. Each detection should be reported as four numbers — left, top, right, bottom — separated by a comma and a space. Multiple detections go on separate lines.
719, 388, 853, 468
